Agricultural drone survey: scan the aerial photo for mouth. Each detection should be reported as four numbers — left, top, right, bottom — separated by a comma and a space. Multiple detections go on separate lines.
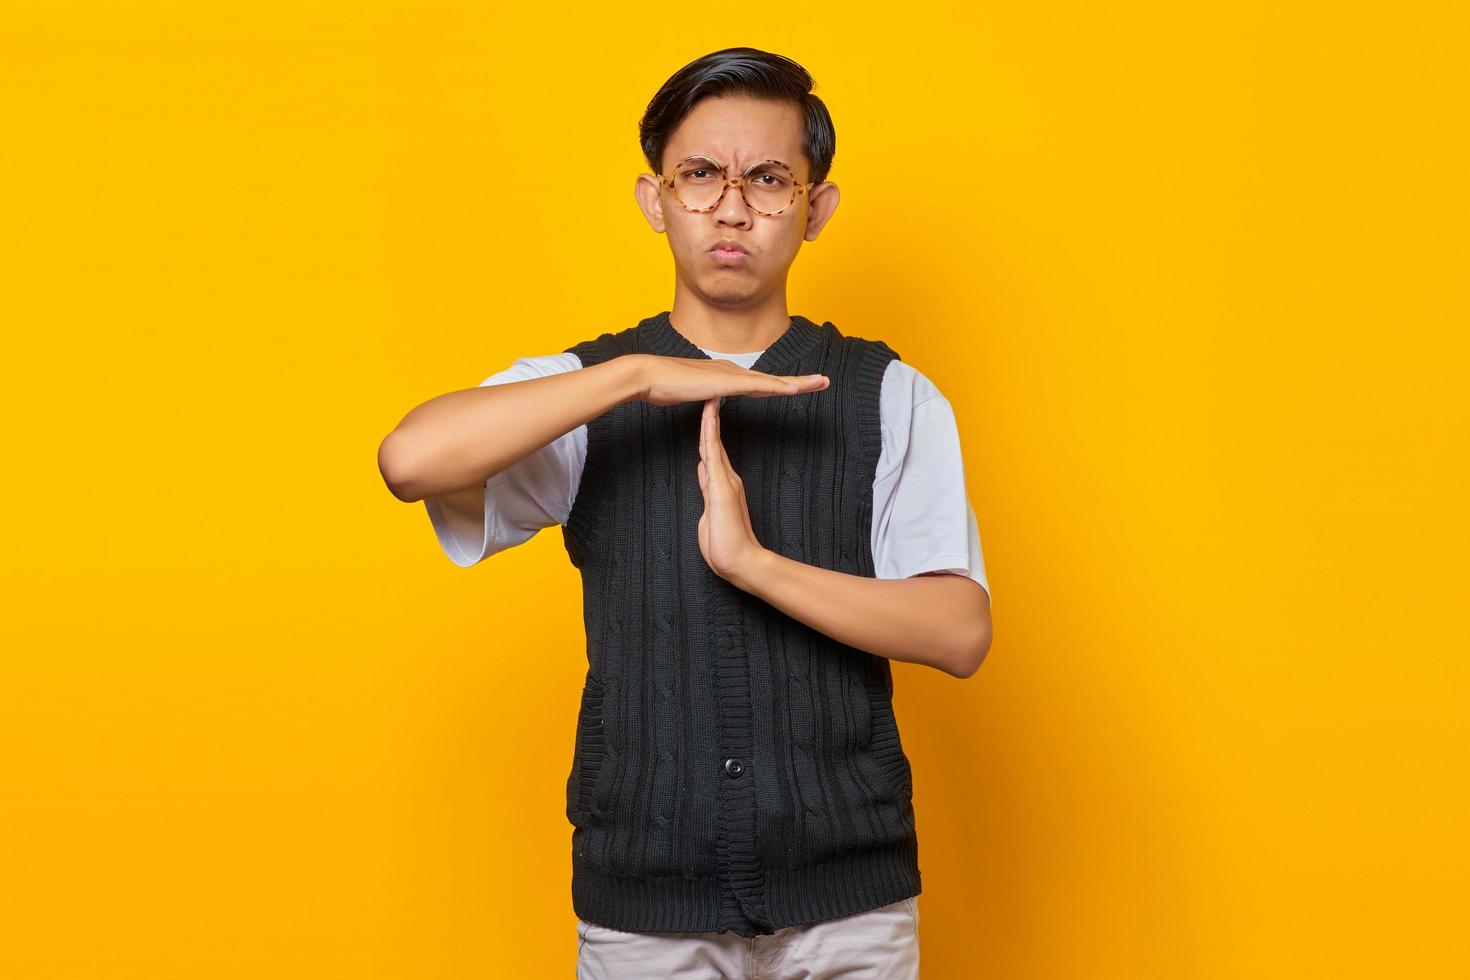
710, 244, 748, 264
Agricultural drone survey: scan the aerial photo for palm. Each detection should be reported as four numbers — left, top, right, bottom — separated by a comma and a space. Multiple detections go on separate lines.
696, 397, 762, 580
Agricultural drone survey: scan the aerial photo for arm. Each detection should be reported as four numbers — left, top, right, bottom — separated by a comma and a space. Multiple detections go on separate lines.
380, 354, 829, 505
731, 554, 992, 678
695, 397, 992, 679
378, 355, 645, 503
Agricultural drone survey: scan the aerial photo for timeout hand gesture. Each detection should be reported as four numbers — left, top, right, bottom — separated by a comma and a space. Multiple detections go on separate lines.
639, 353, 827, 584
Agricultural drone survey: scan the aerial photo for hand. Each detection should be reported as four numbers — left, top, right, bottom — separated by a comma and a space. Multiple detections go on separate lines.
696, 396, 769, 588
636, 354, 828, 407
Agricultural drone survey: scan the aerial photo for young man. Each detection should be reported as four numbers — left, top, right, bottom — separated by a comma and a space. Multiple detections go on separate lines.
378, 47, 992, 978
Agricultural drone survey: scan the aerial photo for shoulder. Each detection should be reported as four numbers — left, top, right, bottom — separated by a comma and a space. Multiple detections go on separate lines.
565, 321, 645, 365
819, 321, 901, 364
807, 322, 946, 409
880, 358, 945, 412
478, 351, 583, 387
870, 358, 964, 484
813, 324, 903, 407
875, 359, 958, 482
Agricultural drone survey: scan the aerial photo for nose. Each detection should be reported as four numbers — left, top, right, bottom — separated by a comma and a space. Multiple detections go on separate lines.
714, 176, 754, 229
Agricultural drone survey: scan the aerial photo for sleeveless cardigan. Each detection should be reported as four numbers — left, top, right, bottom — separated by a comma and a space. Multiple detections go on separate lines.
560, 310, 919, 937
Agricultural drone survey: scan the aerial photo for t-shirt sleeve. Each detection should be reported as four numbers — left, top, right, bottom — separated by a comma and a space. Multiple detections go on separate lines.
870, 361, 991, 601
422, 352, 586, 566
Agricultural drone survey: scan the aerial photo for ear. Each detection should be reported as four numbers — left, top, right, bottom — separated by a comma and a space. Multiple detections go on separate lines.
635, 173, 667, 234
803, 181, 840, 242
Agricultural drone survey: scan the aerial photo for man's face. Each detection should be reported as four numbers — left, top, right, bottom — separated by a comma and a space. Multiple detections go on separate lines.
635, 94, 839, 308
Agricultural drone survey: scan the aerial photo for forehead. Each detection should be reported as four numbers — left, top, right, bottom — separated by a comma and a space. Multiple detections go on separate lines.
663, 95, 807, 173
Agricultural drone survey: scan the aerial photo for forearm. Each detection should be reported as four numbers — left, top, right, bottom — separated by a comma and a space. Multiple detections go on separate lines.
729, 550, 992, 678
379, 355, 646, 502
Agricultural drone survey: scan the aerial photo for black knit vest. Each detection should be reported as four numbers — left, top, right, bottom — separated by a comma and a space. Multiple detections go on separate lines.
560, 310, 919, 937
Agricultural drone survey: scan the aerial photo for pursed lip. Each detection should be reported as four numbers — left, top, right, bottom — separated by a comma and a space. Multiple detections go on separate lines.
709, 240, 748, 254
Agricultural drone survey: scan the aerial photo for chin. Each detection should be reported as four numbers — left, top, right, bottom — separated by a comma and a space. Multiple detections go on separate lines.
701, 281, 763, 304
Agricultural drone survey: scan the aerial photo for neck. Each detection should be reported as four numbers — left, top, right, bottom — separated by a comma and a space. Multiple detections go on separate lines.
667, 287, 793, 354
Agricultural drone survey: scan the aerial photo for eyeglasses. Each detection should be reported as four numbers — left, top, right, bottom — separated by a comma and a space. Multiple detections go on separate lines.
656, 155, 817, 216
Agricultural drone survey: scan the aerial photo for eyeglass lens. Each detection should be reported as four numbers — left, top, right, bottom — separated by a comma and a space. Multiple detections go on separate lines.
670, 157, 798, 213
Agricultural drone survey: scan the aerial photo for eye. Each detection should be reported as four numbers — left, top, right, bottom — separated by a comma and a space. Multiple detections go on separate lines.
748, 168, 791, 187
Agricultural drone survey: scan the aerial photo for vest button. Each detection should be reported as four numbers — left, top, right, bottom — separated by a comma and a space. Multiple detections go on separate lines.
723, 757, 745, 778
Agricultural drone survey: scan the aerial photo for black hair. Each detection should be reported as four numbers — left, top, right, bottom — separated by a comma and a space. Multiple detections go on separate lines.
639, 47, 836, 185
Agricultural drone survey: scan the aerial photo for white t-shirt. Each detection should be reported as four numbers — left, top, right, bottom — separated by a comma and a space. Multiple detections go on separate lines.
424, 348, 990, 600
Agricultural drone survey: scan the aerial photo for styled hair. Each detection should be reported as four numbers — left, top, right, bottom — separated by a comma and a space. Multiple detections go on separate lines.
639, 47, 836, 185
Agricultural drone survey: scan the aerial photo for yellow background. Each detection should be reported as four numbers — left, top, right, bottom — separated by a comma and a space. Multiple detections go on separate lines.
3, 2, 1466, 977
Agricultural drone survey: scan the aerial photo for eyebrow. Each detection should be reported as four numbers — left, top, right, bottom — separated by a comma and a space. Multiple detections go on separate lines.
675, 154, 787, 171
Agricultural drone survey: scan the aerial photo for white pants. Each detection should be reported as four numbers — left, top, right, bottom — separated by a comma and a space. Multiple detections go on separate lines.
576, 896, 920, 979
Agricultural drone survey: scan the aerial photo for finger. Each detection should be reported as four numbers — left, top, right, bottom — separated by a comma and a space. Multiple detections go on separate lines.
713, 410, 740, 488
705, 400, 722, 476
712, 404, 735, 491
747, 374, 829, 398
702, 402, 724, 499
752, 370, 826, 386
702, 396, 718, 445
697, 401, 708, 462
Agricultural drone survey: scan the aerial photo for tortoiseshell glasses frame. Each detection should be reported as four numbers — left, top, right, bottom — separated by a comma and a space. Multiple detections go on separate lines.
655, 156, 818, 216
